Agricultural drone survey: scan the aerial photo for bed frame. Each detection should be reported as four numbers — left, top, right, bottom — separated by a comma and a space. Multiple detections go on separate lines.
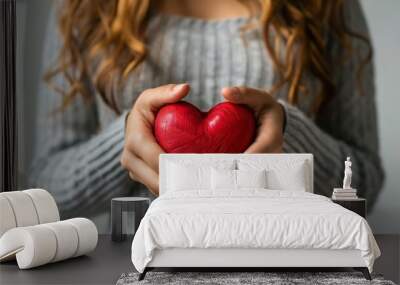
139, 248, 371, 280
139, 154, 371, 280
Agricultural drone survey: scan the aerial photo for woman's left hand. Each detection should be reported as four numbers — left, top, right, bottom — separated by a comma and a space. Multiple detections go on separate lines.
222, 86, 285, 153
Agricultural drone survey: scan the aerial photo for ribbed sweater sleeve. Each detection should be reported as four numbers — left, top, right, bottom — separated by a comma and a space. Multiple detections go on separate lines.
29, 3, 130, 217
280, 1, 384, 209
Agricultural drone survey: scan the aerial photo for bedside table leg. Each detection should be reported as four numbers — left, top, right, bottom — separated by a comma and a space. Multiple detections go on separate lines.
111, 201, 124, 242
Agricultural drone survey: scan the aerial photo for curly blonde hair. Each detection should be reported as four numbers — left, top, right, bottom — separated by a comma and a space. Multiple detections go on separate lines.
45, 0, 371, 114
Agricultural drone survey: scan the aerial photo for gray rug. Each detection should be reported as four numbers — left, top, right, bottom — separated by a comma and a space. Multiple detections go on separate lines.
117, 272, 396, 285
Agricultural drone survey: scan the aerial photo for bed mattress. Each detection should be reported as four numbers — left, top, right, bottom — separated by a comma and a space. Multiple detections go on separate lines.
131, 190, 380, 273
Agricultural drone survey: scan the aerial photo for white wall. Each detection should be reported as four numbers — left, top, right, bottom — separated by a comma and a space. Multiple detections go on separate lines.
17, 0, 400, 233
361, 0, 400, 234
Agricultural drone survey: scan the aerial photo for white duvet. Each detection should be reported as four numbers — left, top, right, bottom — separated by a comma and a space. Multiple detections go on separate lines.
131, 190, 380, 273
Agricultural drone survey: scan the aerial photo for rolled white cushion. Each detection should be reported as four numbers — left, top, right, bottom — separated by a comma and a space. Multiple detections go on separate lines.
0, 196, 17, 237
0, 226, 57, 269
23, 189, 59, 224
42, 222, 79, 262
0, 218, 98, 269
0, 191, 39, 227
0, 189, 60, 239
66, 218, 98, 257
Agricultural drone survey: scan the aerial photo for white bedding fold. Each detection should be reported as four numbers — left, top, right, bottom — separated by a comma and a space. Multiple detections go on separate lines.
131, 190, 380, 273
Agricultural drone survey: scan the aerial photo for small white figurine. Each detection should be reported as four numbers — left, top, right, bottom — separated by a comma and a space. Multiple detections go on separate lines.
343, 157, 352, 189
332, 157, 357, 199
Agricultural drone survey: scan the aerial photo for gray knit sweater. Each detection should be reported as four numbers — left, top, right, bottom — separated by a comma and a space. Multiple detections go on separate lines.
31, 1, 383, 223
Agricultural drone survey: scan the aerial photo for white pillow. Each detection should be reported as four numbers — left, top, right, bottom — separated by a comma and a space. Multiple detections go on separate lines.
166, 160, 235, 192
236, 169, 267, 188
167, 163, 208, 191
238, 159, 308, 192
211, 169, 267, 190
267, 164, 307, 191
211, 168, 236, 190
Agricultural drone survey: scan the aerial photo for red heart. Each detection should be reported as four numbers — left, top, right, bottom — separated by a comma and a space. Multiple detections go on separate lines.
154, 101, 256, 153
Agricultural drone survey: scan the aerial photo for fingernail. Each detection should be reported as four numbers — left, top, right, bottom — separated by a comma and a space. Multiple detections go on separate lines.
233, 86, 241, 94
222, 87, 235, 96
231, 87, 241, 99
173, 83, 187, 92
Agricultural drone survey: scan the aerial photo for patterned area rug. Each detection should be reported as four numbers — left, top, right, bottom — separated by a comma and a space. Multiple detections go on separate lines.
117, 272, 396, 285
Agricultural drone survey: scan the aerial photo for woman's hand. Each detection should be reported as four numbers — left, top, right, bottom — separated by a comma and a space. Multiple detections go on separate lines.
120, 83, 190, 195
222, 86, 285, 153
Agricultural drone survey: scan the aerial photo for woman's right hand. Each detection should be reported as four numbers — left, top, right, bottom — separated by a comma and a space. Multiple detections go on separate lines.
120, 83, 190, 195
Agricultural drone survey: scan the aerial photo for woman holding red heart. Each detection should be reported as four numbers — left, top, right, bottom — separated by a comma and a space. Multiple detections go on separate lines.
31, 0, 383, 222
122, 83, 285, 194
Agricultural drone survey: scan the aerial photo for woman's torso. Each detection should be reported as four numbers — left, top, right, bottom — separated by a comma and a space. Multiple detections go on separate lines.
95, 13, 319, 130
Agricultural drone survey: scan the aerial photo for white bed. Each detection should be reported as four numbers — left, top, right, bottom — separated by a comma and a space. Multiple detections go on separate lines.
131, 154, 380, 280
